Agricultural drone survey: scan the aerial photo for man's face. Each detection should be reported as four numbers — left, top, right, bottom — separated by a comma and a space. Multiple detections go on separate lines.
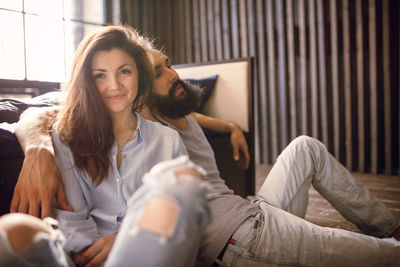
150, 50, 201, 118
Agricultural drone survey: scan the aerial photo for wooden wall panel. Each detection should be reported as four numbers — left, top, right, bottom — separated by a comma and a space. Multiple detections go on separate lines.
214, 0, 223, 61
239, 0, 248, 57
184, 0, 193, 63
317, 0, 328, 146
369, 0, 378, 173
309, 0, 319, 140
256, 0, 270, 163
122, 0, 400, 175
265, 0, 278, 160
330, 0, 341, 161
207, 0, 216, 61
275, 0, 288, 151
343, 0, 353, 170
356, 0, 365, 172
298, 0, 308, 137
230, 0, 240, 58
286, 0, 297, 141
382, 0, 391, 175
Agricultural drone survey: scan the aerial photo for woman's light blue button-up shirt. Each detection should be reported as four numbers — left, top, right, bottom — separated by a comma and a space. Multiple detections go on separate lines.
52, 113, 188, 254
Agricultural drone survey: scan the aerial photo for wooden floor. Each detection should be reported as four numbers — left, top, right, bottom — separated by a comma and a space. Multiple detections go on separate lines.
255, 164, 400, 233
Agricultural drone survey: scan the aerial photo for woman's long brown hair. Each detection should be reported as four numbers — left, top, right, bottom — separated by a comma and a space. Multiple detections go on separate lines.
58, 25, 154, 185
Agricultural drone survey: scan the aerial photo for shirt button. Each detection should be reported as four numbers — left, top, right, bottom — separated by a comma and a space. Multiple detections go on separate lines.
116, 178, 120, 183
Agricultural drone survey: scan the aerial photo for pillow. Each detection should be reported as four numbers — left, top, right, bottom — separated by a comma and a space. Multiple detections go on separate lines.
0, 91, 62, 124
182, 75, 218, 111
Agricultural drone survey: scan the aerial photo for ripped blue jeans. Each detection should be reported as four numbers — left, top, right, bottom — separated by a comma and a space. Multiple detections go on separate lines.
220, 136, 400, 266
0, 157, 210, 267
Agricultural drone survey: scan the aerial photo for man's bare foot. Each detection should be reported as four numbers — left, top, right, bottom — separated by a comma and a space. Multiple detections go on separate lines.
391, 227, 400, 241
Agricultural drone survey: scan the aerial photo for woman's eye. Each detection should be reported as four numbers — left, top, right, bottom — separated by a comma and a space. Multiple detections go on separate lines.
154, 72, 161, 78
120, 69, 131, 75
93, 73, 104, 80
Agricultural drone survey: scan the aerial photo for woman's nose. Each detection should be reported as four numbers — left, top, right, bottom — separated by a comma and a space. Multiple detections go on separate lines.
108, 75, 120, 90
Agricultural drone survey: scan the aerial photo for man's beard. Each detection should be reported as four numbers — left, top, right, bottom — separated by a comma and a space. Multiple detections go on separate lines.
152, 79, 202, 119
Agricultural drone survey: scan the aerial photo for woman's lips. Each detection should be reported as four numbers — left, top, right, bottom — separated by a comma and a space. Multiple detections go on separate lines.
107, 93, 125, 100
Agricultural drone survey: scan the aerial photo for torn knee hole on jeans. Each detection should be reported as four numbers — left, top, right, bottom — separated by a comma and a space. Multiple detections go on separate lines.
138, 196, 179, 238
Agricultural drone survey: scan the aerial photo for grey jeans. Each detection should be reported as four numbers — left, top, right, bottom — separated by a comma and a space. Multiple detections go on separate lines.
220, 136, 400, 266
0, 156, 210, 267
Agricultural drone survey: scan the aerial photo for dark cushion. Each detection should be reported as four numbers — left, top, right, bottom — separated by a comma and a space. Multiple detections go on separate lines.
182, 75, 218, 111
0, 124, 23, 160
0, 91, 61, 124
0, 124, 24, 215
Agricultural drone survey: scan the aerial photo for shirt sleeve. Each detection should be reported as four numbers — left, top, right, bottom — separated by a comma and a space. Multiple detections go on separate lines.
52, 129, 100, 254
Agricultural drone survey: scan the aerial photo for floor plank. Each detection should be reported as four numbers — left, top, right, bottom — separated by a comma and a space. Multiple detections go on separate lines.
255, 164, 400, 234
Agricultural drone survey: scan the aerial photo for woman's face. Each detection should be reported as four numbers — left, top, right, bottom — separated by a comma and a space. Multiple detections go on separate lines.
91, 48, 139, 115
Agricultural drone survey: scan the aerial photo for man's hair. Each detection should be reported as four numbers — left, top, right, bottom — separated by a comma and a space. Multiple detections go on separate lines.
58, 25, 154, 185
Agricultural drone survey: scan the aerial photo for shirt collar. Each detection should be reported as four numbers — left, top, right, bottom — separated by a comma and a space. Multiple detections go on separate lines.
134, 111, 144, 143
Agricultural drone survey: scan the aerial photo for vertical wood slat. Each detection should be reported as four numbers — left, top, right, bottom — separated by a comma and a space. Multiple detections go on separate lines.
125, 0, 140, 29
221, 0, 231, 59
214, 0, 223, 61
330, 0, 341, 160
308, 0, 319, 139
192, 0, 201, 62
246, 0, 260, 162
369, 0, 378, 173
239, 0, 248, 58
176, 0, 185, 63
207, 0, 216, 61
171, 0, 181, 63
275, 0, 288, 151
256, 0, 270, 163
382, 0, 391, 174
343, 0, 353, 170
230, 0, 240, 58
265, 0, 278, 159
184, 0, 193, 62
356, 0, 365, 172
317, 0, 328, 146
199, 0, 208, 61
179, 0, 186, 63
299, 0, 308, 135
286, 0, 297, 140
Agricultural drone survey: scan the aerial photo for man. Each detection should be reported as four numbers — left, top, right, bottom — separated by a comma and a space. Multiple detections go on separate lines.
11, 42, 400, 266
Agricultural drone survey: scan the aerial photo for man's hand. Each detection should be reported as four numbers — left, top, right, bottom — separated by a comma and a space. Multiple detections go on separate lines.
73, 234, 117, 267
10, 147, 73, 219
230, 125, 250, 170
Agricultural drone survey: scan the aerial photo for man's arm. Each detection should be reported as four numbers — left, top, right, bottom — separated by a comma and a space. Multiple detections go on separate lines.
190, 112, 250, 170
11, 106, 72, 219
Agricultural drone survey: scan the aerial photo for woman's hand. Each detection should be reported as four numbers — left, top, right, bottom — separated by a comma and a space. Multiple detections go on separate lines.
73, 233, 117, 267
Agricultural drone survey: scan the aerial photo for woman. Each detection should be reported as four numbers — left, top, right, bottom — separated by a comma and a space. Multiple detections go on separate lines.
0, 25, 210, 267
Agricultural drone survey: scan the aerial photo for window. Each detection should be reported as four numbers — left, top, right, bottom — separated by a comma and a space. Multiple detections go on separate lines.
0, 0, 111, 86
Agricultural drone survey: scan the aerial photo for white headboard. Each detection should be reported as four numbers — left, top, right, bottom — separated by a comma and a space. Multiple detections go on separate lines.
173, 58, 252, 133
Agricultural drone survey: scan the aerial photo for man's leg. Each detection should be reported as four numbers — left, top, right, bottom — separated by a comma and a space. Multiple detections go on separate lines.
258, 135, 399, 237
106, 156, 210, 267
221, 201, 400, 266
0, 213, 72, 267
